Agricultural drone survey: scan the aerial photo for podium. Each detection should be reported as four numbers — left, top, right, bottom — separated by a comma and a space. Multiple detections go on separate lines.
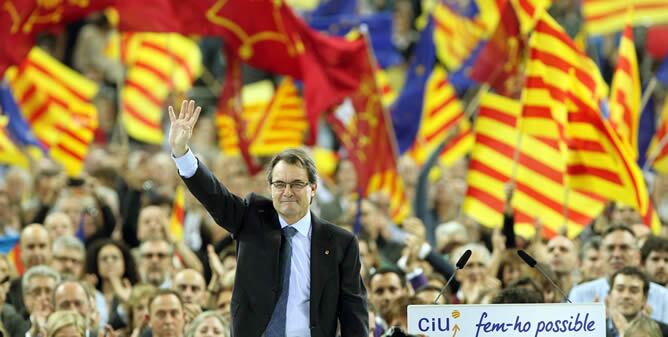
407, 303, 605, 337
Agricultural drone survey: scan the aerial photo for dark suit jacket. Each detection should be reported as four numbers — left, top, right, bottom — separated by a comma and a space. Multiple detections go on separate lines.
182, 159, 368, 337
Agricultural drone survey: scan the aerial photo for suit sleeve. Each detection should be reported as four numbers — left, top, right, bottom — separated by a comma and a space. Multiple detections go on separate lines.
338, 235, 369, 337
181, 158, 248, 237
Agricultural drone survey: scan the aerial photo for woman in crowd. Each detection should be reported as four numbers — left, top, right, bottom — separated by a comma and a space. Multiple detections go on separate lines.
185, 311, 229, 337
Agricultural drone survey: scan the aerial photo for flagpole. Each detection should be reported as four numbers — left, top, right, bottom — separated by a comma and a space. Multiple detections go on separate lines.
112, 30, 129, 149
644, 132, 668, 171
640, 77, 657, 114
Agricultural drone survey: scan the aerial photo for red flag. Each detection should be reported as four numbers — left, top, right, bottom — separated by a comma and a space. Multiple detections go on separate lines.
116, 0, 368, 142
470, 1, 526, 98
0, 0, 112, 75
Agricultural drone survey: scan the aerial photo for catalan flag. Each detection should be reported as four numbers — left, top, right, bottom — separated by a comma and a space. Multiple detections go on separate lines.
5, 48, 98, 177
463, 92, 606, 238
326, 40, 410, 222
565, 70, 659, 232
438, 118, 475, 167
215, 78, 307, 157
647, 98, 668, 174
121, 33, 202, 144
510, 0, 553, 34
432, 2, 489, 70
0, 236, 23, 275
170, 184, 185, 241
519, 10, 608, 154
407, 66, 465, 166
583, 0, 668, 35
609, 24, 641, 159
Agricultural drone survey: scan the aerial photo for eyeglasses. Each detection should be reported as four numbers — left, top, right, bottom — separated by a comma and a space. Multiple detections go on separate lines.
142, 252, 169, 260
270, 180, 309, 191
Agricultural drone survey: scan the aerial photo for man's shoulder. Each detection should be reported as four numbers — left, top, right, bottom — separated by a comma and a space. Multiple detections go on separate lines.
571, 277, 609, 296
649, 281, 668, 295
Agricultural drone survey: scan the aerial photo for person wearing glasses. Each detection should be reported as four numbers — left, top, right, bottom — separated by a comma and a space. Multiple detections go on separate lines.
169, 100, 368, 337
138, 239, 174, 289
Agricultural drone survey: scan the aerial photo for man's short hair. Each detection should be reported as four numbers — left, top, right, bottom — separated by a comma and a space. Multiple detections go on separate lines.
641, 236, 668, 262
492, 287, 543, 304
609, 266, 650, 297
52, 236, 85, 256
149, 288, 184, 313
579, 236, 602, 261
140, 238, 174, 255
369, 267, 406, 289
603, 224, 636, 240
266, 148, 318, 184
22, 265, 61, 296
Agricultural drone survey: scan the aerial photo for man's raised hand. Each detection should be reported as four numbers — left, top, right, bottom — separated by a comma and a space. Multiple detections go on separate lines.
168, 99, 201, 157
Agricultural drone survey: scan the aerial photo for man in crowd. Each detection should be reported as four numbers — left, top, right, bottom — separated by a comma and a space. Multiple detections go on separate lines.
545, 235, 579, 294
23, 266, 60, 336
149, 289, 186, 337
570, 225, 668, 323
173, 268, 206, 323
139, 238, 174, 288
369, 268, 408, 331
578, 237, 605, 283
53, 280, 100, 334
7, 224, 52, 317
641, 236, 668, 287
51, 236, 85, 280
606, 267, 668, 337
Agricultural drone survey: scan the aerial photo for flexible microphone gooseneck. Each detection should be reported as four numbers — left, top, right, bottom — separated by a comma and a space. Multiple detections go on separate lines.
517, 250, 572, 303
433, 249, 472, 304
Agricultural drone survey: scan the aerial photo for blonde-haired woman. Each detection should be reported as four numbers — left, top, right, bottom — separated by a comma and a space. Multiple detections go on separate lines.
46, 311, 86, 337
185, 312, 229, 337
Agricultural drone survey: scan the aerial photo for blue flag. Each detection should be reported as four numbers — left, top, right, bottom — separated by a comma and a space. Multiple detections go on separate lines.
0, 236, 19, 254
308, 13, 402, 68
308, 0, 357, 17
390, 18, 436, 154
638, 84, 656, 167
0, 82, 45, 151
658, 56, 668, 86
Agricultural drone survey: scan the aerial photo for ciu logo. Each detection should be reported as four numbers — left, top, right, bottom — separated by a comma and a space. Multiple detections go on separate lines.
417, 310, 462, 336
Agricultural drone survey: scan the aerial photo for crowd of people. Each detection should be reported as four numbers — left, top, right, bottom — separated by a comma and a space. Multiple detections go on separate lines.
3, 0, 668, 337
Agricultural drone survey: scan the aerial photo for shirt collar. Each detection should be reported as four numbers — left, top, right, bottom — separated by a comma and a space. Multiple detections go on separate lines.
278, 211, 312, 238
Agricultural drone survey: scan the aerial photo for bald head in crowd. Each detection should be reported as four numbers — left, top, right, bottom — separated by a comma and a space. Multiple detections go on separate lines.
173, 269, 206, 305
20, 224, 52, 268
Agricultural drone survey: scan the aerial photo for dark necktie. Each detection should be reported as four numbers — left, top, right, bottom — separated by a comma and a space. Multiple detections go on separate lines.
265, 226, 298, 337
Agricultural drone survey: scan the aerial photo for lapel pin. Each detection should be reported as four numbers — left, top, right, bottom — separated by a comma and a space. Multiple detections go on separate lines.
325, 250, 330, 255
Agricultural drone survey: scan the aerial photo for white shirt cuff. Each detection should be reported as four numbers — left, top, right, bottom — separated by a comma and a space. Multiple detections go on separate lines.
172, 148, 198, 178
418, 242, 432, 260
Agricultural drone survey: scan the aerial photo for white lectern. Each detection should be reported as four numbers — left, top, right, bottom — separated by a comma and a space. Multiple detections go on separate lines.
407, 303, 605, 337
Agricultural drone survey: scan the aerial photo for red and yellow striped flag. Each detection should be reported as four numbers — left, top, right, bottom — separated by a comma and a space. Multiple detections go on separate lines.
439, 118, 475, 167
170, 184, 185, 241
464, 92, 606, 238
407, 66, 465, 165
510, 0, 553, 34
121, 33, 202, 144
5, 48, 98, 177
565, 70, 660, 232
609, 24, 641, 159
519, 10, 608, 157
215, 78, 307, 156
583, 0, 668, 35
432, 2, 489, 70
648, 99, 668, 173
0, 116, 28, 168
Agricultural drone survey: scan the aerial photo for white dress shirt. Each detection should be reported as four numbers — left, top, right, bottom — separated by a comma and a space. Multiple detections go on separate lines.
173, 149, 312, 336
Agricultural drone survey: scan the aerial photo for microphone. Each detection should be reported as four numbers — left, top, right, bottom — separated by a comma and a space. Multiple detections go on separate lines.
433, 249, 472, 304
516, 250, 572, 303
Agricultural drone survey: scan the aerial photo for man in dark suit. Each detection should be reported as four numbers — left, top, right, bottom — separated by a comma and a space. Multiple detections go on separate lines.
169, 100, 368, 337
605, 266, 668, 337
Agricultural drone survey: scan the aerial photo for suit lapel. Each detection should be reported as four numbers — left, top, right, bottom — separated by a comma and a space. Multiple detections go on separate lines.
310, 214, 334, 316
258, 207, 283, 294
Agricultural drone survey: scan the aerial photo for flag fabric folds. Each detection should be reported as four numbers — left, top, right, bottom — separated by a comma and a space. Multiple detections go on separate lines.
5, 48, 98, 177
432, 2, 489, 71
0, 0, 113, 75
608, 24, 641, 159
170, 184, 185, 241
0, 116, 29, 168
120, 33, 202, 144
583, 0, 668, 35
464, 92, 606, 238
648, 99, 668, 174
326, 40, 409, 222
215, 78, 307, 157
